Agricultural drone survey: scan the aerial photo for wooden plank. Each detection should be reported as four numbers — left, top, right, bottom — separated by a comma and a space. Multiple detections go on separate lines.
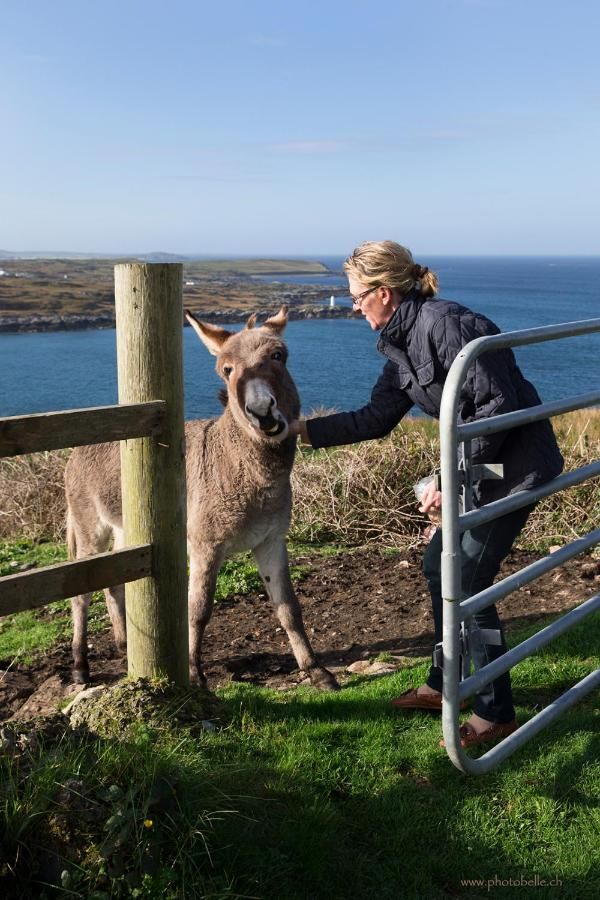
0, 545, 152, 616
116, 263, 189, 685
0, 401, 166, 457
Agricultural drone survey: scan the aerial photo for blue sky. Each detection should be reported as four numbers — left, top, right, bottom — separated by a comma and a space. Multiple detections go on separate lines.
2, 0, 599, 256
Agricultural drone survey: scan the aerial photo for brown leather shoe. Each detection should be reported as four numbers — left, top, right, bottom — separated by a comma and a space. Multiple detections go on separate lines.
439, 719, 518, 748
391, 687, 467, 712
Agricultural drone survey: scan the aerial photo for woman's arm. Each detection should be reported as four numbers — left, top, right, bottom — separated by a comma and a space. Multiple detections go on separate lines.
301, 361, 413, 449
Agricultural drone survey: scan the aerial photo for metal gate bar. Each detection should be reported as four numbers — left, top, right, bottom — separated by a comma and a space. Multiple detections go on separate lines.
459, 460, 600, 532
458, 389, 600, 440
439, 317, 600, 774
459, 592, 600, 699
461, 529, 600, 619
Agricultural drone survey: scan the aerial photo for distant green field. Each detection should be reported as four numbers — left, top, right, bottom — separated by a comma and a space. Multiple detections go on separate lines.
182, 257, 331, 275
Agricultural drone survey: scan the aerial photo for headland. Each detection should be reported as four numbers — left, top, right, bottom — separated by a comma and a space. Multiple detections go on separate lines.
0, 255, 353, 333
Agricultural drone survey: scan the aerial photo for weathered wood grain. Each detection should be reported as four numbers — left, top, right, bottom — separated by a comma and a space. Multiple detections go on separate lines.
0, 545, 152, 616
115, 263, 189, 684
0, 402, 166, 457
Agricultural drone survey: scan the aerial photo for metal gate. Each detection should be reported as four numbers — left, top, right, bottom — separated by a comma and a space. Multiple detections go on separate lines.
438, 318, 600, 774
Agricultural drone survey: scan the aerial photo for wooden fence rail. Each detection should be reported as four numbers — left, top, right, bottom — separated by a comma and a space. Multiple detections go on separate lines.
0, 263, 189, 685
0, 401, 166, 456
0, 546, 152, 616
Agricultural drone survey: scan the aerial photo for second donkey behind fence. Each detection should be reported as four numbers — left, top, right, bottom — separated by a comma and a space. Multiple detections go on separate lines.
65, 306, 339, 691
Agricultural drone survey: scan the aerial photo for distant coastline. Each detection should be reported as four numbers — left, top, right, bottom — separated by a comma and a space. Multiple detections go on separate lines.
0, 255, 355, 333
0, 305, 355, 334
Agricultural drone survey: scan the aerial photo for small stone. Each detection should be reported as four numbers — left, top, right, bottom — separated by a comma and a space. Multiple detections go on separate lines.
201, 720, 217, 732
367, 661, 397, 675
62, 685, 106, 715
347, 660, 371, 674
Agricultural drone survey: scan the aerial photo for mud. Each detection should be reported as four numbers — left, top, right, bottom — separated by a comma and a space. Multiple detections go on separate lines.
1, 545, 598, 721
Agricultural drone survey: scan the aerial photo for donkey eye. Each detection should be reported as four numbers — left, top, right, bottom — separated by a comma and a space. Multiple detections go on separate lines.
271, 350, 283, 362
222, 364, 233, 378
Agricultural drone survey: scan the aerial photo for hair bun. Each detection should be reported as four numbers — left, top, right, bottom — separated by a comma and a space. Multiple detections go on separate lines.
413, 263, 429, 280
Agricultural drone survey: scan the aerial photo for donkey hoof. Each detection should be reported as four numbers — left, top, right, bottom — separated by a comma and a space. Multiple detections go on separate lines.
189, 668, 208, 689
73, 669, 90, 685
308, 667, 340, 692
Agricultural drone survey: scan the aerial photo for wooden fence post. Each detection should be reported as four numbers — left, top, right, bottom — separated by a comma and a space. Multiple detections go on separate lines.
115, 263, 189, 685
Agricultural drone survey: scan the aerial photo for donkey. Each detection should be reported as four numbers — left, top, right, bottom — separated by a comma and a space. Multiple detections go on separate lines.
64, 306, 338, 691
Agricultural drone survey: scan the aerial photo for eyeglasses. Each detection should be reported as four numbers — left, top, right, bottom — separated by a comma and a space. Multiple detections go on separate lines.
351, 286, 379, 309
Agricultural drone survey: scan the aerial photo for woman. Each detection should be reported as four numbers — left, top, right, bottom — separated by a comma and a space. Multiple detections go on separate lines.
290, 241, 563, 748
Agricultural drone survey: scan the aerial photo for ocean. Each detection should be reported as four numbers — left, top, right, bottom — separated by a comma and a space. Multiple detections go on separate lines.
1, 256, 599, 421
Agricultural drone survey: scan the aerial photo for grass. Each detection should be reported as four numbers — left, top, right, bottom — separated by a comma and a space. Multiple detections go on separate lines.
2, 411, 598, 548
1, 614, 598, 898
0, 538, 67, 576
291, 410, 600, 551
1, 413, 598, 895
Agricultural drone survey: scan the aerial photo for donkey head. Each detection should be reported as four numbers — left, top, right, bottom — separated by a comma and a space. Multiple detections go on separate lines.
185, 305, 300, 442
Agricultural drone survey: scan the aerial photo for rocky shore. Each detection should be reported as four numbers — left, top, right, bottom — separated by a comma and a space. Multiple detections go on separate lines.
0, 256, 356, 332
0, 304, 355, 333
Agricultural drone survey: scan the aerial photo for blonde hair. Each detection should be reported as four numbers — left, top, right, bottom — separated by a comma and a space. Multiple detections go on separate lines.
343, 240, 439, 298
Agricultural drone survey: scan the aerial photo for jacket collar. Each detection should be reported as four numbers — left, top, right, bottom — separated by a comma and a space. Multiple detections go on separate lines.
377, 288, 423, 352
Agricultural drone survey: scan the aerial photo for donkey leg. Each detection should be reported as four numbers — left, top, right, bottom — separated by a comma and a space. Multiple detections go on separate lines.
253, 538, 339, 691
71, 593, 92, 683
68, 518, 111, 683
104, 526, 127, 656
188, 548, 221, 686
104, 584, 127, 657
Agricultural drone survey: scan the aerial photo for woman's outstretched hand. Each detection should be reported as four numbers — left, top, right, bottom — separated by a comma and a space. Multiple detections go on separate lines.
288, 419, 310, 444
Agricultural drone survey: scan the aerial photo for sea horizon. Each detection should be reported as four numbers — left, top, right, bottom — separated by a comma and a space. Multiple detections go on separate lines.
1, 250, 599, 264
1, 256, 599, 421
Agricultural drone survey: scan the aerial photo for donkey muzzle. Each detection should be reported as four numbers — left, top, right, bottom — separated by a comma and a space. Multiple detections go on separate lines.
245, 403, 286, 436
244, 381, 288, 438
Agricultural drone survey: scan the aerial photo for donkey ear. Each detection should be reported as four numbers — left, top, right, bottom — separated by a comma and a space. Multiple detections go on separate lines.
263, 305, 288, 335
184, 309, 233, 356
245, 312, 258, 330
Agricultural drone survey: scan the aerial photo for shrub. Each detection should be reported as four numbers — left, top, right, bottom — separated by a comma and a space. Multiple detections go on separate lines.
0, 412, 598, 552
0, 450, 68, 542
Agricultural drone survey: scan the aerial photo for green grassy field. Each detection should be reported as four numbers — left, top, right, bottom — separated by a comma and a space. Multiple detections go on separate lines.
1, 541, 599, 899
1, 621, 598, 898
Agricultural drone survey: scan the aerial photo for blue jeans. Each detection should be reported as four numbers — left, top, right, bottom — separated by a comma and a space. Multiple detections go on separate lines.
423, 505, 534, 723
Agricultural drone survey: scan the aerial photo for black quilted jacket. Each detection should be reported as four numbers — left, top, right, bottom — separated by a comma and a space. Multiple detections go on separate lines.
306, 289, 564, 503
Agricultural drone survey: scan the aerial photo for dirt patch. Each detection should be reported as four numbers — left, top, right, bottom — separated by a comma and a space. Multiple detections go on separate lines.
2, 546, 599, 720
